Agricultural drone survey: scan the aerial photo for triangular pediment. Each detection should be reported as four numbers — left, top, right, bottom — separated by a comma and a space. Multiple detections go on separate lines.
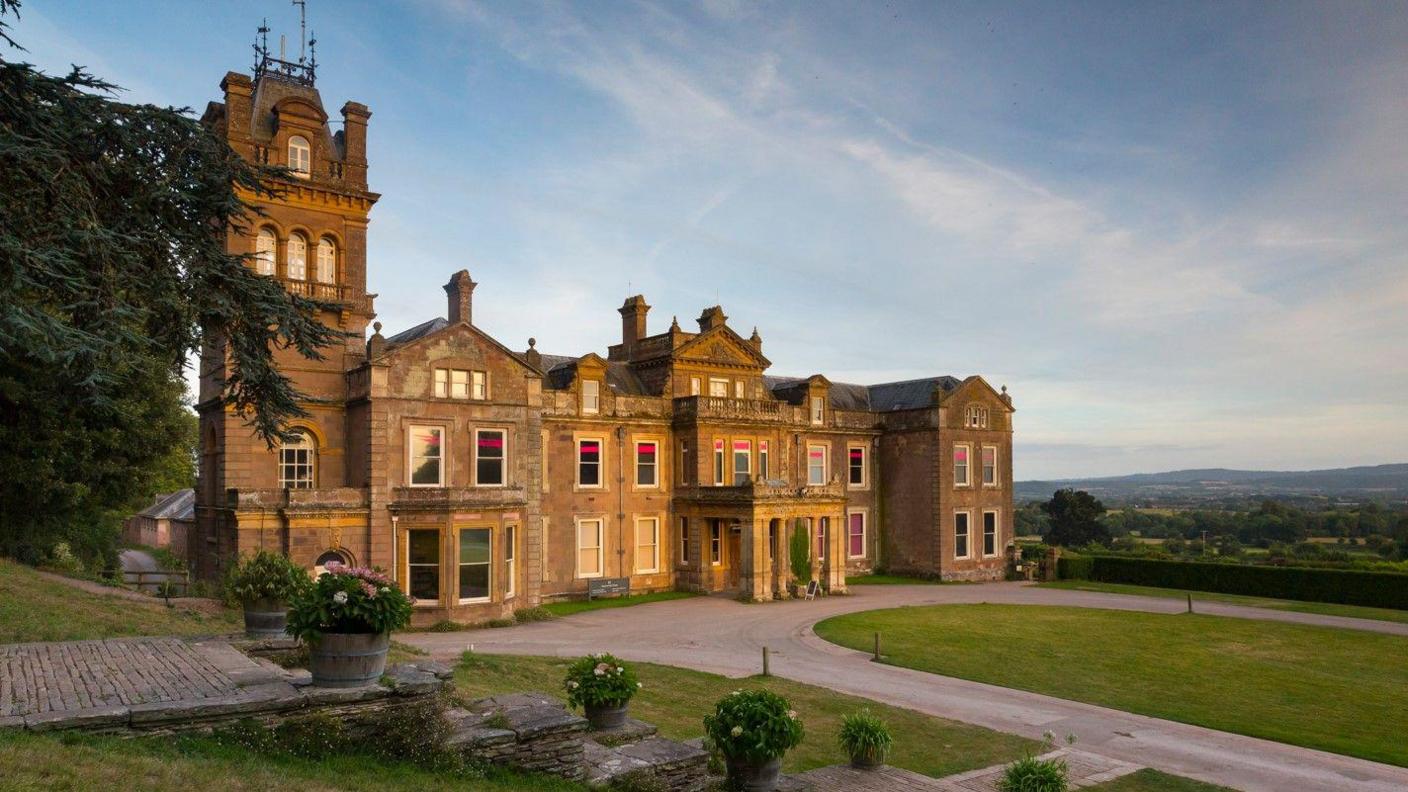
673, 327, 770, 369
379, 319, 541, 377
943, 375, 1013, 412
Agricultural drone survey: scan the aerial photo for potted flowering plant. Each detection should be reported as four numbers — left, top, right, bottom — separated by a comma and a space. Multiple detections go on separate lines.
563, 653, 641, 729
286, 562, 412, 688
225, 550, 311, 638
838, 708, 893, 768
703, 689, 804, 791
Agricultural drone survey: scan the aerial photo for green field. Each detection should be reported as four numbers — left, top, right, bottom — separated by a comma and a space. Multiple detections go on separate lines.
815, 604, 1408, 766
456, 652, 1034, 777
1039, 579, 1408, 624
540, 590, 698, 617
0, 558, 240, 643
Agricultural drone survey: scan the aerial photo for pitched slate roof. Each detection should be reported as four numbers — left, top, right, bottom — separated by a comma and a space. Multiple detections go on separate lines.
764, 375, 962, 412
385, 317, 448, 346
136, 489, 195, 521
537, 353, 650, 396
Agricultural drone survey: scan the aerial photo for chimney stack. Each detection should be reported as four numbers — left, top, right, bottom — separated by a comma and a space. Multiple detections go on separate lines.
445, 270, 477, 325
618, 294, 650, 353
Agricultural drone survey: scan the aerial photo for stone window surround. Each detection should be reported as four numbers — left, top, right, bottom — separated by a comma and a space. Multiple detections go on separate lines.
847, 443, 868, 490
278, 429, 316, 489
434, 367, 489, 400
954, 510, 973, 560
575, 434, 606, 491
407, 423, 448, 488
457, 525, 493, 605
678, 516, 690, 566
846, 508, 868, 560
806, 443, 828, 486
634, 515, 661, 574
954, 443, 972, 488
981, 444, 999, 487
982, 509, 1000, 558
473, 427, 508, 488
287, 134, 311, 176
505, 524, 517, 598
709, 520, 722, 566
580, 379, 601, 415
249, 223, 341, 284
575, 516, 606, 579
632, 435, 664, 491
731, 439, 751, 485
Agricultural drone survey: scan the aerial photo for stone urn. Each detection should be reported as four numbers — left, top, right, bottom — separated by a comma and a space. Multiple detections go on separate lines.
308, 632, 390, 688
725, 756, 784, 792
242, 597, 288, 638
584, 700, 629, 730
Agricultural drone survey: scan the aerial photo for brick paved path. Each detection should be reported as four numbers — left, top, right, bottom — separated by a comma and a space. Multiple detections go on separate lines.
0, 637, 248, 718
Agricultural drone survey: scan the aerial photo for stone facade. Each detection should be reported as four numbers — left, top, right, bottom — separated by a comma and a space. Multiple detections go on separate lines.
192, 59, 1016, 625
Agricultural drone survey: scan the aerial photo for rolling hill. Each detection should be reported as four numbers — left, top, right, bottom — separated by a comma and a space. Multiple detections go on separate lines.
1016, 463, 1408, 504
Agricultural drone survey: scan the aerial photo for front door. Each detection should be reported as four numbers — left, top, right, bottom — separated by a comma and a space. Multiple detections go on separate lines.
726, 523, 742, 589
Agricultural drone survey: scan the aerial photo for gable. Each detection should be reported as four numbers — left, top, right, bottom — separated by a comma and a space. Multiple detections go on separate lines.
380, 319, 541, 378
673, 327, 770, 369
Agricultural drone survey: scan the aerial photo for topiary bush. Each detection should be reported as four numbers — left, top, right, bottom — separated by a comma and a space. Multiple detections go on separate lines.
225, 550, 310, 605
790, 519, 812, 585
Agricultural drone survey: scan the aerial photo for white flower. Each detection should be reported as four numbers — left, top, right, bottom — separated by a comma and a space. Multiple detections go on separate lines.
636, 682, 643, 689
616, 667, 624, 675
332, 591, 349, 605
594, 668, 605, 676
567, 681, 579, 689
787, 710, 797, 719
730, 726, 743, 737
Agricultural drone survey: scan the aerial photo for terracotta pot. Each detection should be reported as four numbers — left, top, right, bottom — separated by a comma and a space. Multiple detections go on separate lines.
242, 597, 287, 638
725, 756, 784, 792
585, 701, 629, 730
308, 632, 390, 688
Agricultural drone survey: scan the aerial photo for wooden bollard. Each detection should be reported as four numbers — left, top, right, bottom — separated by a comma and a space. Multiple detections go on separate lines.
873, 632, 881, 661
762, 646, 770, 677
1187, 593, 1193, 614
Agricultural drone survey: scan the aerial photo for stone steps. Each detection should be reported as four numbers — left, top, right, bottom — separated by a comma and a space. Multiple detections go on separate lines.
584, 717, 711, 791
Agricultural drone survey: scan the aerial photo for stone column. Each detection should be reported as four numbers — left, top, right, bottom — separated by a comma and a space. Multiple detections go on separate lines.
743, 517, 769, 602
774, 517, 792, 599
827, 509, 848, 593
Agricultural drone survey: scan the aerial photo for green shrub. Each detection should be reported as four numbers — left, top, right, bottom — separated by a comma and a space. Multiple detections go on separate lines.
1056, 555, 1092, 580
224, 550, 310, 605
703, 689, 804, 763
425, 619, 470, 632
1080, 555, 1408, 610
998, 754, 1068, 792
789, 519, 811, 584
564, 653, 640, 709
484, 617, 516, 629
837, 708, 893, 765
514, 606, 556, 623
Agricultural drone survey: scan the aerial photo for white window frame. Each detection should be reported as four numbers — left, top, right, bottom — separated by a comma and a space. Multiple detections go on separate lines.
315, 237, 336, 284
407, 425, 445, 487
708, 378, 729, 397
288, 134, 311, 176
577, 437, 604, 489
807, 444, 828, 486
505, 525, 517, 598
955, 511, 973, 560
406, 527, 440, 605
450, 369, 469, 399
847, 444, 867, 489
278, 430, 315, 489
457, 526, 493, 604
472, 370, 488, 400
286, 233, 307, 280
254, 228, 277, 275
847, 509, 868, 560
635, 440, 659, 488
982, 445, 998, 487
474, 428, 507, 487
634, 517, 660, 574
758, 440, 769, 481
713, 439, 726, 486
734, 380, 744, 399
581, 380, 600, 414
433, 368, 448, 398
679, 517, 690, 565
954, 443, 971, 488
982, 510, 1000, 558
690, 377, 701, 396
575, 517, 604, 579
732, 440, 751, 486
677, 440, 688, 486
709, 521, 722, 566
810, 395, 824, 425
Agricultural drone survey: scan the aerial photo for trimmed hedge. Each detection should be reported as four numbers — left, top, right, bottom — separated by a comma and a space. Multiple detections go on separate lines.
1059, 555, 1408, 611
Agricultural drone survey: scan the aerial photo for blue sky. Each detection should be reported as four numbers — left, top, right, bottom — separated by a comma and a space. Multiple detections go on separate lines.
15, 1, 1408, 479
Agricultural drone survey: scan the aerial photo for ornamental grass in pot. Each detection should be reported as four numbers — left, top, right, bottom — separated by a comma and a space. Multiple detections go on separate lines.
225, 550, 311, 638
704, 689, 804, 792
286, 562, 412, 688
563, 653, 641, 730
838, 709, 893, 769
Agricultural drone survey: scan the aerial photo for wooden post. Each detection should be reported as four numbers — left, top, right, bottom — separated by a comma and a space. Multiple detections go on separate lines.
762, 646, 770, 677
1187, 593, 1193, 614
873, 632, 881, 661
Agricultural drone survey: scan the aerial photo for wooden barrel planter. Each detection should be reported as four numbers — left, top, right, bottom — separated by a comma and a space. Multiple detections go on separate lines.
308, 632, 390, 688
242, 598, 288, 638
585, 701, 629, 730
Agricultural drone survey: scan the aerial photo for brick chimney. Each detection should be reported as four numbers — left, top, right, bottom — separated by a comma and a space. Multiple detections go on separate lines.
697, 305, 727, 332
445, 270, 477, 325
619, 295, 650, 353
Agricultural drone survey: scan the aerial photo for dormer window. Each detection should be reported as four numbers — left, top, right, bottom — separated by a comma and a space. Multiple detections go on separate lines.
810, 396, 824, 425
286, 233, 307, 280
288, 135, 311, 177
581, 380, 600, 415
254, 228, 276, 276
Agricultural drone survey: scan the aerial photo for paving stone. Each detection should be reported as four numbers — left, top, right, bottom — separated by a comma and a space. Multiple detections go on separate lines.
588, 716, 657, 747
22, 705, 130, 733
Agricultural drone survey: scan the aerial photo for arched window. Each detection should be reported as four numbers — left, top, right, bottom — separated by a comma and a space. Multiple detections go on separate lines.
286, 233, 307, 280
254, 228, 276, 275
313, 549, 349, 578
278, 430, 315, 489
315, 238, 336, 284
288, 135, 311, 176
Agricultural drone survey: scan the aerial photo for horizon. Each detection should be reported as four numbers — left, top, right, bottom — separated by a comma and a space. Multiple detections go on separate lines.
15, 0, 1408, 479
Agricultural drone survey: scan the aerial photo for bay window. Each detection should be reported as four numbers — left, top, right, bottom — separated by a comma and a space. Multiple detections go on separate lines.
458, 527, 491, 602
407, 528, 439, 603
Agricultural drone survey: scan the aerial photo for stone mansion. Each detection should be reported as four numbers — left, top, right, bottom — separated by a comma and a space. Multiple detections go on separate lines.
192, 54, 1015, 625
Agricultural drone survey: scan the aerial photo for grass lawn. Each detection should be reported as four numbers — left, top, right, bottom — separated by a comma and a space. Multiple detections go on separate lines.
0, 730, 585, 792
814, 604, 1408, 766
847, 573, 944, 585
0, 558, 240, 643
540, 590, 697, 617
1039, 579, 1408, 625
1088, 769, 1234, 792
455, 652, 1035, 777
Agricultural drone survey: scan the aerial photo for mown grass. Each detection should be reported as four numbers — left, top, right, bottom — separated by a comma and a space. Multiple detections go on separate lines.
1089, 768, 1235, 792
1039, 579, 1408, 624
0, 558, 240, 643
0, 730, 585, 792
540, 590, 698, 617
846, 573, 944, 585
455, 652, 1035, 777
815, 604, 1408, 766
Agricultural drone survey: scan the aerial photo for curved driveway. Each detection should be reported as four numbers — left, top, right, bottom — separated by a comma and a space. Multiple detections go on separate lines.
402, 582, 1408, 792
